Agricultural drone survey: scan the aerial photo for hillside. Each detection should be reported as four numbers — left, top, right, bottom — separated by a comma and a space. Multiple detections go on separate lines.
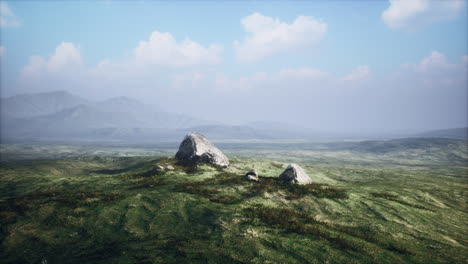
0, 139, 466, 263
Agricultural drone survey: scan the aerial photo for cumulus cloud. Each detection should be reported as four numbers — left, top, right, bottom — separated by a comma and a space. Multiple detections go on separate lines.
21, 31, 222, 80
234, 13, 327, 62
382, 0, 465, 29
399, 50, 467, 88
411, 51, 453, 72
22, 42, 82, 77
134, 31, 223, 67
18, 32, 224, 98
341, 66, 370, 81
0, 1, 20, 27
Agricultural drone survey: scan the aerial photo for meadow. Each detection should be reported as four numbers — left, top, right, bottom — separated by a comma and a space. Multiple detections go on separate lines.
0, 138, 466, 263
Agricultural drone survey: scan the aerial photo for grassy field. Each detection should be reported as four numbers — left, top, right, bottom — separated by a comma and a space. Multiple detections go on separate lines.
0, 138, 467, 263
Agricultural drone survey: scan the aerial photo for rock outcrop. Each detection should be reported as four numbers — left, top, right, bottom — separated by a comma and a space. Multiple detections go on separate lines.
244, 169, 260, 182
175, 132, 229, 167
279, 164, 312, 185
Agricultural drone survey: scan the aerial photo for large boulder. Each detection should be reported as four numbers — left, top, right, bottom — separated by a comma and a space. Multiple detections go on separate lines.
279, 164, 312, 185
175, 132, 229, 167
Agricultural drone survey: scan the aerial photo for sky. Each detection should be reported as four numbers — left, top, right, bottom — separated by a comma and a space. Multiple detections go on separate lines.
0, 0, 467, 134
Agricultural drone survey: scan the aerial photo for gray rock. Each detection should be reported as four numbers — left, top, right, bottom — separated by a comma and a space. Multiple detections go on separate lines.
165, 165, 174, 170
175, 132, 229, 167
153, 165, 165, 174
244, 169, 259, 181
279, 164, 312, 185
245, 174, 260, 182
245, 169, 258, 177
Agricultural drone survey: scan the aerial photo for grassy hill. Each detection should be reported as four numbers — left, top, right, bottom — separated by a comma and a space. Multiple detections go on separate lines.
0, 139, 467, 263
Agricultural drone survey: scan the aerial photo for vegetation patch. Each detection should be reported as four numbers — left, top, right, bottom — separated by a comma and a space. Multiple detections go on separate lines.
0, 189, 124, 215
242, 205, 363, 252
174, 171, 246, 204
245, 177, 348, 200
243, 205, 415, 255
174, 170, 348, 204
371, 192, 434, 211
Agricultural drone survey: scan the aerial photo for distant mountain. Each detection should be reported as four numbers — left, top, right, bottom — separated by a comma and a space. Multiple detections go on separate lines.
0, 91, 213, 142
414, 127, 467, 139
1, 91, 88, 118
96, 96, 162, 114
7, 91, 446, 143
2, 91, 330, 143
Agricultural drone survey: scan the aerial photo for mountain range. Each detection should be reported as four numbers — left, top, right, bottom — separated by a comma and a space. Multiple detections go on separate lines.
0, 91, 309, 142
1, 91, 466, 143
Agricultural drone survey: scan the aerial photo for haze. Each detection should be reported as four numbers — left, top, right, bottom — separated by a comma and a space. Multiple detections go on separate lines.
1, 0, 467, 136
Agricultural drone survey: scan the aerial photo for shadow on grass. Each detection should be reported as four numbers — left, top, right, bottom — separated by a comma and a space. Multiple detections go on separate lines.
246, 177, 349, 200
242, 205, 415, 255
90, 160, 156, 175
174, 170, 348, 205
370, 192, 434, 212
0, 189, 125, 221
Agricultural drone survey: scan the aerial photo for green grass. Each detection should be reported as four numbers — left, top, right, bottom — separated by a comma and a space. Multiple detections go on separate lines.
0, 139, 467, 263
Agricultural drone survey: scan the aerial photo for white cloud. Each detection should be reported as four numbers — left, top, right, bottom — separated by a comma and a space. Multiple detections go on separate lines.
0, 1, 20, 27
382, 0, 465, 29
0, 46, 4, 57
403, 51, 461, 73
48, 42, 82, 71
414, 51, 451, 72
341, 65, 370, 81
22, 32, 223, 78
397, 51, 467, 89
22, 42, 82, 76
134, 31, 223, 67
234, 13, 327, 62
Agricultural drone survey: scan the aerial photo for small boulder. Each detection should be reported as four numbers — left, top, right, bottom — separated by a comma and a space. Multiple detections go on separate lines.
153, 165, 165, 174
244, 169, 260, 181
279, 164, 312, 185
245, 174, 260, 182
165, 165, 174, 170
175, 132, 229, 167
245, 169, 258, 177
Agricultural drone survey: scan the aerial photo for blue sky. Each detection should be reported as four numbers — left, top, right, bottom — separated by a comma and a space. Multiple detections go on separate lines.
0, 0, 467, 132
2, 1, 466, 76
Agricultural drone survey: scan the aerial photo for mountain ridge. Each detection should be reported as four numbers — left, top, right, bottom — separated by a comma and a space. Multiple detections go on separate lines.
1, 91, 466, 143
